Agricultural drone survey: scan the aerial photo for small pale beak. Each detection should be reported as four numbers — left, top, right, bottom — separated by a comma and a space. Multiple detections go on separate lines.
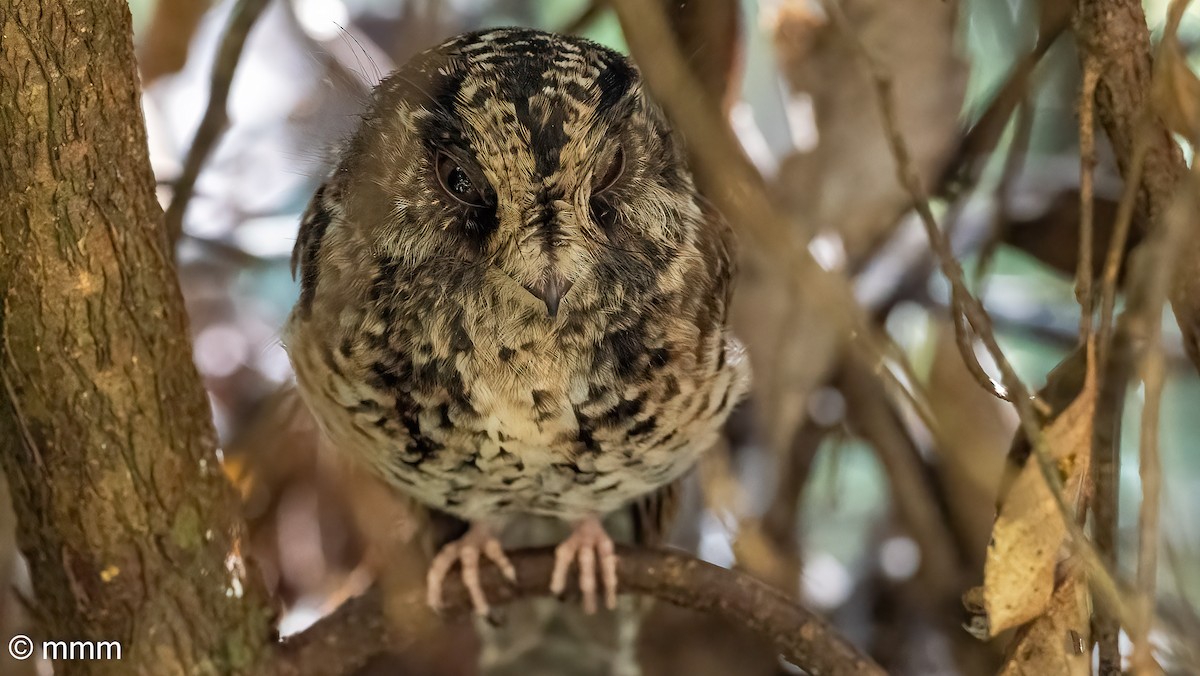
525, 273, 574, 318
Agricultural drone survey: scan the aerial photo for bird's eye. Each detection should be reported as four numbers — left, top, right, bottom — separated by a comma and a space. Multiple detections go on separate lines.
436, 152, 489, 207
592, 146, 625, 195
590, 146, 624, 231
590, 198, 618, 232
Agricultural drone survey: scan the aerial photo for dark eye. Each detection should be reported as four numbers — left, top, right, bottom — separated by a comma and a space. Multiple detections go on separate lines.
436, 152, 489, 207
590, 147, 625, 231
592, 146, 625, 194
590, 198, 618, 232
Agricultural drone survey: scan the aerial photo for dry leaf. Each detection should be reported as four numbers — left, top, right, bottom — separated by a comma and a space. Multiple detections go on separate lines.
1151, 31, 1200, 141
983, 343, 1097, 635
998, 570, 1091, 676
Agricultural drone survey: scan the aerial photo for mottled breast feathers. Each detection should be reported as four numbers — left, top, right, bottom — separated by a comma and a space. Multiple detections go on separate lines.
285, 27, 750, 523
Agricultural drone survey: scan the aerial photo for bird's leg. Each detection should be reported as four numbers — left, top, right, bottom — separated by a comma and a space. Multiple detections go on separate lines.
426, 521, 516, 617
550, 515, 618, 614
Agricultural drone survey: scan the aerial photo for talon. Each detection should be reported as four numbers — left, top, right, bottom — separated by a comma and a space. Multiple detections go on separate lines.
549, 515, 619, 614
425, 523, 513, 617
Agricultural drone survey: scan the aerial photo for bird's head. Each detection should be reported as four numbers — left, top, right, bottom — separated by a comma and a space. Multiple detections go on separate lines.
337, 27, 705, 320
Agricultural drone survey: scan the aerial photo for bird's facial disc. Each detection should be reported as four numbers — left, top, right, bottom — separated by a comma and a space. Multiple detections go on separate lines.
365, 29, 693, 319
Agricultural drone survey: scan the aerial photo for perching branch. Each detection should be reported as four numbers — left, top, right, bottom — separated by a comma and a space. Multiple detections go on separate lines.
273, 547, 885, 676
162, 0, 271, 245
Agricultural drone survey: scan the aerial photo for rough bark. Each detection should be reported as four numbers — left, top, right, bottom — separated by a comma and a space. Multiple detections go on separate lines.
1074, 0, 1200, 371
0, 1, 274, 674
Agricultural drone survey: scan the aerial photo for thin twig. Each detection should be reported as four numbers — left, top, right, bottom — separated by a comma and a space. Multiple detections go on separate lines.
1092, 325, 1129, 674
760, 418, 830, 595
1120, 173, 1189, 675
821, 0, 1132, 622
867, 337, 945, 439
820, 0, 1039, 414
939, 0, 1070, 190
839, 359, 967, 599
1127, 109, 1198, 676
162, 0, 271, 247
950, 303, 1012, 403
821, 0, 1041, 415
962, 96, 1034, 402
608, 0, 941, 455
1079, 57, 1101, 341
1079, 48, 1125, 672
1096, 123, 1151, 367
1133, 318, 1165, 675
271, 547, 885, 676
1088, 4, 1194, 667
1075, 0, 1196, 371
973, 97, 1034, 287
823, 0, 1036, 410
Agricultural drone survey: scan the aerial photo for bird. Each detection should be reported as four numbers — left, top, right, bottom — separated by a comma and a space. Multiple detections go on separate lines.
283, 25, 750, 666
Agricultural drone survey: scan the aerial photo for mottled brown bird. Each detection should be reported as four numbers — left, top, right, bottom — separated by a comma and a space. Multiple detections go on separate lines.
284, 25, 749, 638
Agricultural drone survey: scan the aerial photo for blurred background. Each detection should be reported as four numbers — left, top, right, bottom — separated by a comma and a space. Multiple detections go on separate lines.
8, 0, 1200, 674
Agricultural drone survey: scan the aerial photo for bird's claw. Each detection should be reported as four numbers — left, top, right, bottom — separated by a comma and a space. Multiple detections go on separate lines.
549, 516, 618, 614
426, 523, 516, 617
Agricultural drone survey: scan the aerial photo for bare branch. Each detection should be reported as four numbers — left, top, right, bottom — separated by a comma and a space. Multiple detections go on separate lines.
1132, 274, 1167, 675
942, 0, 1071, 188
162, 0, 271, 246
273, 547, 885, 676
1092, 326, 1130, 674
1074, 0, 1200, 371
839, 359, 967, 599
820, 0, 1035, 411
1079, 57, 1101, 340
1081, 42, 1125, 672
1125, 2, 1200, 650
1076, 2, 1195, 667
821, 0, 1133, 624
974, 98, 1034, 286
1096, 124, 1150, 367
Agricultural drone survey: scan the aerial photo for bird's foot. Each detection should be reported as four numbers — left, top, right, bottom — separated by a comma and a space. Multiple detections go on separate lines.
426, 522, 516, 617
550, 515, 618, 614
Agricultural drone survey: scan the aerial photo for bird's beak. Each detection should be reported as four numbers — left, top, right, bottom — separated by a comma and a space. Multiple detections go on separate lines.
525, 272, 574, 318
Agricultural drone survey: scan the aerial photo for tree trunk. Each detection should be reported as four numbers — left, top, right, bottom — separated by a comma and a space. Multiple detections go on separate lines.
0, 1, 273, 674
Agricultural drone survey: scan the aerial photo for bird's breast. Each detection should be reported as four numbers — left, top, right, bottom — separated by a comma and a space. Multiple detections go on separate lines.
287, 286, 747, 522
